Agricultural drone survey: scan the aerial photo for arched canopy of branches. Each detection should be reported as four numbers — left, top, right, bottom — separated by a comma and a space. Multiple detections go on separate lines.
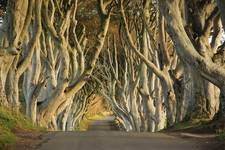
1, 0, 225, 132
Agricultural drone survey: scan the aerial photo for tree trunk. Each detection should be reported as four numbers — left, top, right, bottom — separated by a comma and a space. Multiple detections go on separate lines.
159, 0, 225, 122
219, 87, 225, 120
190, 71, 209, 120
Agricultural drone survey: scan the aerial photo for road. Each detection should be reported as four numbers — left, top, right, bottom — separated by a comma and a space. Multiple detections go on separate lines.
37, 117, 217, 150
88, 116, 118, 131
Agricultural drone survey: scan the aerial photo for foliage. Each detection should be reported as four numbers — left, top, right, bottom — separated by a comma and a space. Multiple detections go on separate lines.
0, 0, 7, 16
217, 131, 225, 141
0, 0, 7, 9
0, 126, 16, 149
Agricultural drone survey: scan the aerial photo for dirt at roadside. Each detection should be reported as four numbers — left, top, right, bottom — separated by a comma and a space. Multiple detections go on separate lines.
165, 124, 225, 150
167, 132, 225, 150
6, 128, 46, 150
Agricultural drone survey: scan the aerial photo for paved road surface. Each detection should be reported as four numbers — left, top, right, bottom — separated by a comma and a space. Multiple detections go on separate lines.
37, 116, 216, 150
37, 131, 215, 150
88, 116, 118, 131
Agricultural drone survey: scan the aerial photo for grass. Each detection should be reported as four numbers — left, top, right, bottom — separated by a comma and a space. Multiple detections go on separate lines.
0, 126, 16, 149
171, 120, 202, 130
216, 126, 225, 141
217, 131, 225, 141
166, 119, 215, 133
0, 107, 41, 149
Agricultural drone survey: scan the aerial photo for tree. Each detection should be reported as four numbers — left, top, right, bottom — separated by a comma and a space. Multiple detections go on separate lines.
1, 0, 225, 132
0, 0, 114, 129
158, 0, 225, 123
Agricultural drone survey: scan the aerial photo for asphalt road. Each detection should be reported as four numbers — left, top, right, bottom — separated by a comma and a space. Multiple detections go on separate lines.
37, 117, 217, 150
37, 131, 216, 150
88, 116, 118, 131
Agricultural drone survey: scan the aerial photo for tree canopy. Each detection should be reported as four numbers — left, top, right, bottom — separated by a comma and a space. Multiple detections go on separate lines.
0, 0, 225, 132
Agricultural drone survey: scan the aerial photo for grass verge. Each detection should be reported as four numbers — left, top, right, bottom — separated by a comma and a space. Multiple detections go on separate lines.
0, 107, 41, 149
217, 132, 225, 141
166, 119, 216, 133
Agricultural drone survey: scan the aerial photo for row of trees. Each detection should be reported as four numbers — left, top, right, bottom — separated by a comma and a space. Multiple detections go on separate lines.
0, 0, 113, 130
96, 0, 225, 132
0, 0, 225, 132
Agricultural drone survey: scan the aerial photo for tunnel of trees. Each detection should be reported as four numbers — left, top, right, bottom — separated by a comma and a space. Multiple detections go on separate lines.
0, 0, 225, 132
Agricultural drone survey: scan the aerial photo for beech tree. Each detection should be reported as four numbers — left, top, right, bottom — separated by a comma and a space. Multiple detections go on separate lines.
0, 0, 113, 129
0, 0, 225, 132
158, 0, 225, 122
96, 0, 225, 131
